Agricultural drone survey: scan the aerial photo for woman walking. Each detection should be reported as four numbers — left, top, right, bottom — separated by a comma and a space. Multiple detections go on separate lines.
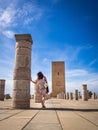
31, 72, 46, 108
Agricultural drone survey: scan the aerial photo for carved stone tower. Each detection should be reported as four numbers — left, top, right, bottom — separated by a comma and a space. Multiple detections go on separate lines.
52, 61, 65, 97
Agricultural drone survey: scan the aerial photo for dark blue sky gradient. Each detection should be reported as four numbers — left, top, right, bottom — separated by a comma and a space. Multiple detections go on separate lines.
32, 0, 98, 72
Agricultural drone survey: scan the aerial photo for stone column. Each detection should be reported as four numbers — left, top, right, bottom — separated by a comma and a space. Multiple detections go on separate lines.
74, 89, 78, 100
82, 84, 88, 101
12, 34, 33, 109
66, 92, 69, 100
92, 92, 96, 99
78, 91, 81, 99
69, 92, 73, 100
57, 92, 65, 99
87, 90, 90, 99
0, 80, 5, 101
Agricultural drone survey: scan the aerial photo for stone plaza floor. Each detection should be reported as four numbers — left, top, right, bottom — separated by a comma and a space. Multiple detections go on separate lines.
0, 99, 98, 130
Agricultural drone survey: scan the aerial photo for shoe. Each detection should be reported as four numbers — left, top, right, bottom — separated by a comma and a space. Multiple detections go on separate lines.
42, 105, 46, 108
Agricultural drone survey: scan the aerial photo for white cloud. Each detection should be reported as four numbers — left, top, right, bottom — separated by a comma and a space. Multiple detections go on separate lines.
17, 2, 43, 25
66, 69, 98, 93
42, 58, 51, 65
17, 2, 34, 16
2, 30, 15, 39
66, 44, 93, 63
0, 1, 44, 39
69, 46, 82, 62
0, 59, 14, 80
5, 79, 13, 96
66, 69, 88, 77
24, 17, 34, 25
0, 2, 43, 28
89, 59, 97, 67
0, 4, 16, 28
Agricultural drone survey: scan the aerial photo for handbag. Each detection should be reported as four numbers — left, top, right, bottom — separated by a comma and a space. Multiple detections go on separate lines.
44, 82, 49, 93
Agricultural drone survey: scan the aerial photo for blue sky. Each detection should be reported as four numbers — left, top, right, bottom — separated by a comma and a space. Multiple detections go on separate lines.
0, 0, 98, 95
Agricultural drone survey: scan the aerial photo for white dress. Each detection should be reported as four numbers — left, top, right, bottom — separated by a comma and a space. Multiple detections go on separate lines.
36, 79, 46, 96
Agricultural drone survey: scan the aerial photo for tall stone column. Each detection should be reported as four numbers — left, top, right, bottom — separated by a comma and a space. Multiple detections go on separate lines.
69, 92, 73, 100
82, 84, 88, 101
57, 92, 65, 99
92, 92, 96, 99
78, 92, 81, 99
0, 80, 5, 101
12, 34, 33, 109
87, 90, 90, 99
74, 89, 78, 100
66, 92, 69, 100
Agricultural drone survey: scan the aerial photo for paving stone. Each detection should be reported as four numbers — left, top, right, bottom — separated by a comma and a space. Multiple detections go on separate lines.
0, 99, 98, 130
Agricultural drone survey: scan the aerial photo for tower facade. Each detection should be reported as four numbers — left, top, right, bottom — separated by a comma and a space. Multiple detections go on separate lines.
52, 61, 65, 97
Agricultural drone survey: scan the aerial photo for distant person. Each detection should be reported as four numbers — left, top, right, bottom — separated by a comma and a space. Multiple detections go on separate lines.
31, 72, 46, 108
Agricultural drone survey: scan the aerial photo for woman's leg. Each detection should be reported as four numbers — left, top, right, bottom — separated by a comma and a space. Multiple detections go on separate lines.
41, 94, 46, 108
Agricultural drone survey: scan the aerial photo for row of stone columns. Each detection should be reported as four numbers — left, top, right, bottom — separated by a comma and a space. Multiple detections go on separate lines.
57, 92, 65, 99
66, 84, 88, 101
57, 84, 98, 101
57, 91, 79, 100
92, 92, 97, 99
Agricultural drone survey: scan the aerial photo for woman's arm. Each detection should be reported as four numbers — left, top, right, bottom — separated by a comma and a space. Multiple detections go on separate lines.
31, 78, 37, 84
31, 80, 36, 84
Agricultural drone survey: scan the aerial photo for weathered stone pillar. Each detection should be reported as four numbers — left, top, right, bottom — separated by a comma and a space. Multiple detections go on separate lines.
82, 84, 88, 101
5, 94, 11, 99
0, 80, 5, 101
69, 92, 73, 100
87, 90, 90, 99
12, 34, 32, 109
92, 92, 96, 99
57, 92, 65, 99
78, 91, 81, 99
74, 89, 78, 100
66, 92, 69, 100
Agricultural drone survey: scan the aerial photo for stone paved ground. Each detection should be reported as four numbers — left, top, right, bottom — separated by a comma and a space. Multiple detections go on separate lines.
0, 99, 98, 130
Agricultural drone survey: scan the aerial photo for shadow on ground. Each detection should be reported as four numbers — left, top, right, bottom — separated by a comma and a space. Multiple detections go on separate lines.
29, 107, 98, 112
0, 107, 98, 112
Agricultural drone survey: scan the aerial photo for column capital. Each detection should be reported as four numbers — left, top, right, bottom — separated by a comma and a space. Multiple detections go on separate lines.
0, 79, 5, 81
15, 34, 33, 44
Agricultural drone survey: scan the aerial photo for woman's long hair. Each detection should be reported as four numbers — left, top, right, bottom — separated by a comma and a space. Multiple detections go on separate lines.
37, 72, 44, 80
